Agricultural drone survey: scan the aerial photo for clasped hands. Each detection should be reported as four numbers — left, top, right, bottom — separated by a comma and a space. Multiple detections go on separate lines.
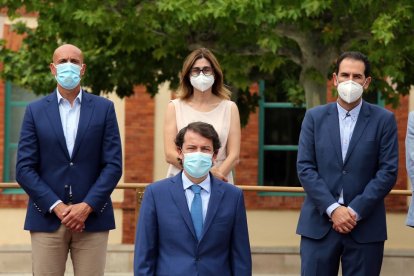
331, 206, 357, 234
53, 202, 93, 233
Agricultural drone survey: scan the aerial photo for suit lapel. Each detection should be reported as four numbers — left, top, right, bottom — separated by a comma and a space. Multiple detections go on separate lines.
327, 103, 343, 166
45, 91, 70, 159
71, 91, 94, 159
169, 173, 198, 240
344, 101, 370, 164
200, 175, 224, 241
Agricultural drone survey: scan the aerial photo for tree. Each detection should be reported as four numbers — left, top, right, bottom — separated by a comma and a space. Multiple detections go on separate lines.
1, 0, 413, 125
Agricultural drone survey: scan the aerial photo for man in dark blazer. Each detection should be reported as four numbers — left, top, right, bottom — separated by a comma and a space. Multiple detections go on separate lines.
16, 44, 122, 276
134, 121, 251, 276
296, 51, 398, 276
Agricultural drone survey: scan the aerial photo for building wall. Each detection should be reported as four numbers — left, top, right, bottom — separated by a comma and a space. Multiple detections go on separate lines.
153, 83, 170, 181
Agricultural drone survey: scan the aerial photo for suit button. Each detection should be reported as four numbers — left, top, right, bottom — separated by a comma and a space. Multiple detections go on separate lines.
342, 170, 347, 174
195, 257, 200, 261
70, 162, 74, 166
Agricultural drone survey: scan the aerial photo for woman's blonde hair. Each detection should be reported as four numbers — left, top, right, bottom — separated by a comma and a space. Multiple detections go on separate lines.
177, 48, 231, 100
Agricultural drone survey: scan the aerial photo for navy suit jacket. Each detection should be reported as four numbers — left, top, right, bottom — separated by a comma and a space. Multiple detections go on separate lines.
134, 172, 252, 276
16, 90, 122, 232
296, 101, 398, 243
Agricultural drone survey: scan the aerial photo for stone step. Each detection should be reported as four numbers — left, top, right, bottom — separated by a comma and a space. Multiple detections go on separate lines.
1, 245, 414, 275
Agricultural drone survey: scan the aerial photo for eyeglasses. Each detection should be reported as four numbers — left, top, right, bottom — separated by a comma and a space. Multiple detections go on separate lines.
190, 66, 213, 77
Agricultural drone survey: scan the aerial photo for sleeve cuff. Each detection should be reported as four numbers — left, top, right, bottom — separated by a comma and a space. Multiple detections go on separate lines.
49, 200, 62, 213
326, 203, 341, 218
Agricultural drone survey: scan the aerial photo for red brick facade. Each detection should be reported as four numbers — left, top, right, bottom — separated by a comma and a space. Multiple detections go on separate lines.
123, 85, 155, 243
387, 95, 409, 211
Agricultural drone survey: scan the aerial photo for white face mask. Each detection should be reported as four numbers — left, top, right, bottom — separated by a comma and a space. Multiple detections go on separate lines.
337, 79, 366, 104
190, 73, 215, 92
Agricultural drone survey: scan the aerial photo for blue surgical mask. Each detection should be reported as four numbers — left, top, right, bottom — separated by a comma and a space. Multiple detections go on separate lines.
53, 62, 82, 90
183, 152, 213, 178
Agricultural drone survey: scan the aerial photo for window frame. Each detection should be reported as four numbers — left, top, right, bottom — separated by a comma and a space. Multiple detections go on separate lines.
258, 80, 305, 196
2, 81, 39, 194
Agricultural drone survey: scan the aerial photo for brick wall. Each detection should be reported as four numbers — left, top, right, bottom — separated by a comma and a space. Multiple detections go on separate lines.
236, 103, 259, 207
122, 85, 154, 243
386, 95, 409, 211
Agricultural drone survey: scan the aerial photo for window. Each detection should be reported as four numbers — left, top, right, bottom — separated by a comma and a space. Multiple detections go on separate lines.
258, 80, 305, 190
3, 81, 40, 194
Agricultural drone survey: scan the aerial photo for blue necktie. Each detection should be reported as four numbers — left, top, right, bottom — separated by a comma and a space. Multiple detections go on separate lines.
190, 185, 203, 240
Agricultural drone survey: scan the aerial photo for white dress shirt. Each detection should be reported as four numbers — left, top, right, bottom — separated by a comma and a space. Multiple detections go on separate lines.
182, 173, 211, 222
326, 101, 361, 218
57, 89, 82, 157
49, 89, 82, 212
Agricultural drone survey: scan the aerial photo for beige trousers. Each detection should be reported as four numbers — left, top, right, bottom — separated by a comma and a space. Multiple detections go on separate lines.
31, 224, 109, 276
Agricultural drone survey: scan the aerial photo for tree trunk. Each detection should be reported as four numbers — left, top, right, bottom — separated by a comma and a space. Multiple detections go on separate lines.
301, 73, 327, 109
298, 45, 337, 109
275, 25, 338, 109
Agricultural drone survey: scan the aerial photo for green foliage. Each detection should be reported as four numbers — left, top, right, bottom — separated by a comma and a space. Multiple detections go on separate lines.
0, 0, 414, 124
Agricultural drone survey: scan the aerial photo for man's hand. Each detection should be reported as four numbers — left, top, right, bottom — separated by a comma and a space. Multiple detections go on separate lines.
331, 206, 357, 234
61, 202, 93, 232
53, 202, 71, 221
210, 167, 228, 182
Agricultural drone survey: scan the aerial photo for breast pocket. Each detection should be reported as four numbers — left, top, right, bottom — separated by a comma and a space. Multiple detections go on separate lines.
210, 217, 233, 236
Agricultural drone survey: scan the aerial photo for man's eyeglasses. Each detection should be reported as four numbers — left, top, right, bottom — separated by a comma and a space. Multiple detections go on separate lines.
190, 66, 213, 77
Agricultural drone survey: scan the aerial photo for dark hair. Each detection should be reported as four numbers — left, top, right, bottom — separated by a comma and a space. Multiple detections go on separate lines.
175, 121, 221, 155
335, 51, 371, 77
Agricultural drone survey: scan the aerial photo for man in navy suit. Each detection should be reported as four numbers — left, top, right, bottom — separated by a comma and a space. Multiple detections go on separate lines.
134, 121, 251, 276
296, 51, 398, 276
16, 44, 122, 276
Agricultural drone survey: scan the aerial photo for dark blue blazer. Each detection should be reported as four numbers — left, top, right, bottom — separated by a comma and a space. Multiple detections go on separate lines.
296, 101, 398, 243
134, 172, 252, 276
16, 90, 122, 232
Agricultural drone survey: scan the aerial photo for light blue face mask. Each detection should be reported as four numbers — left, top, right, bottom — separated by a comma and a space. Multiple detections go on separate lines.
183, 152, 213, 178
54, 62, 82, 90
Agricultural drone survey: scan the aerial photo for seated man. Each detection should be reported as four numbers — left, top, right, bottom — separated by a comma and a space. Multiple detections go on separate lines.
134, 121, 251, 276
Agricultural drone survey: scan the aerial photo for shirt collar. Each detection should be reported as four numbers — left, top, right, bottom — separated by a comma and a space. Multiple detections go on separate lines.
182, 172, 211, 194
57, 88, 82, 104
336, 100, 362, 121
